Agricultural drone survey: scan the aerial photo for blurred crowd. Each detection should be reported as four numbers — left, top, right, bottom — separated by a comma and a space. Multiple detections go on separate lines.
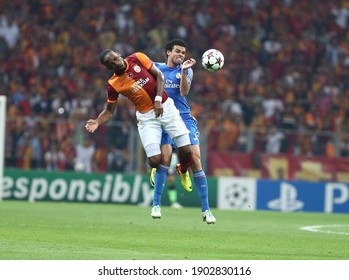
2, 0, 349, 172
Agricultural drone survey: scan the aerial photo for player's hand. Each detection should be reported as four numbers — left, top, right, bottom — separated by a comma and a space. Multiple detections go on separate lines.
153, 101, 163, 118
85, 119, 99, 133
182, 58, 196, 70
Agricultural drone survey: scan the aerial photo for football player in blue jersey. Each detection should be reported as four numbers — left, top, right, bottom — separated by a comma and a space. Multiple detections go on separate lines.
151, 39, 216, 224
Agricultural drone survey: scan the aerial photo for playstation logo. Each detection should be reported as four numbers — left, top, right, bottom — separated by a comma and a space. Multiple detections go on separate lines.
267, 182, 304, 212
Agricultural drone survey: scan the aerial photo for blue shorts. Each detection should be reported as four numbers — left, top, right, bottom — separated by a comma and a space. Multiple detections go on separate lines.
161, 115, 199, 149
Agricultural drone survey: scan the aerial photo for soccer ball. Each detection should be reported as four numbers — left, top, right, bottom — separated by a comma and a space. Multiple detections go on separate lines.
74, 162, 85, 171
201, 49, 224, 72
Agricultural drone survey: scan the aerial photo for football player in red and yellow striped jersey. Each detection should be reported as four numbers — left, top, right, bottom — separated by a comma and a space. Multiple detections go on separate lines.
85, 49, 192, 219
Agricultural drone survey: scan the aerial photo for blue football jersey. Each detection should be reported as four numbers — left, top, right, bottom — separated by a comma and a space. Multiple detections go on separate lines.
156, 62, 199, 147
155, 62, 193, 116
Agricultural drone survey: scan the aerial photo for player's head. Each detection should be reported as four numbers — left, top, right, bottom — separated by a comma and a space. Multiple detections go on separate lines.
164, 39, 187, 56
164, 38, 187, 66
99, 49, 126, 74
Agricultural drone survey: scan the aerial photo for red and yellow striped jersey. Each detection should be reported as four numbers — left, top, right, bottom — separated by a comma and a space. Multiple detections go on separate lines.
106, 52, 168, 113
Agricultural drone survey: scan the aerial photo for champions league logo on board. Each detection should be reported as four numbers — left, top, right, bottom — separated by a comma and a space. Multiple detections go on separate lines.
225, 182, 250, 209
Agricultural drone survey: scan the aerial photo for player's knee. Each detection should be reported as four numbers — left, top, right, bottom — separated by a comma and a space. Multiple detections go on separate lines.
178, 145, 192, 157
161, 154, 172, 166
148, 155, 162, 168
190, 158, 202, 172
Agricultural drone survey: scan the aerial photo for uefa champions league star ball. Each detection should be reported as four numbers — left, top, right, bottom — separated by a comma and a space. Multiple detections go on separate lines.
74, 162, 85, 171
201, 49, 224, 72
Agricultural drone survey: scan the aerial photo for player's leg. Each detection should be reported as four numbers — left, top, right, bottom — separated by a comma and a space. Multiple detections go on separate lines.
186, 116, 216, 224
175, 143, 193, 192
136, 111, 164, 218
150, 143, 182, 208
137, 111, 163, 168
150, 131, 172, 187
160, 98, 192, 190
190, 144, 208, 209
191, 144, 215, 224
151, 143, 172, 208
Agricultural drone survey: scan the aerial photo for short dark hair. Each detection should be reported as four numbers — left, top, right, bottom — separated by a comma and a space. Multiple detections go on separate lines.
99, 49, 112, 64
164, 38, 187, 57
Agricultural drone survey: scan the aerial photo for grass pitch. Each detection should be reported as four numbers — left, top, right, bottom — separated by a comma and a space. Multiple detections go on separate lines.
0, 201, 348, 260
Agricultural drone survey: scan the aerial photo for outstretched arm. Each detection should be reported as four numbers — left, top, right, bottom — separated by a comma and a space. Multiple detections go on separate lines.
85, 102, 117, 133
180, 58, 196, 96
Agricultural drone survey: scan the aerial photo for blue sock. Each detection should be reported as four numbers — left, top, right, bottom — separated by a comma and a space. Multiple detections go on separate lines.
193, 170, 209, 212
152, 164, 169, 207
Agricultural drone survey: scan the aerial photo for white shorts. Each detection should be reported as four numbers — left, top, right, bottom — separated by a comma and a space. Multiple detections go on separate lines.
136, 98, 190, 157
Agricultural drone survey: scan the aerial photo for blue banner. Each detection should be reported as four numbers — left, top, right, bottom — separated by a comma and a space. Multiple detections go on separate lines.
256, 180, 349, 213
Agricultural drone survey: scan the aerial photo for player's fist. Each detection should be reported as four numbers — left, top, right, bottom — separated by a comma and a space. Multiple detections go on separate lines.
153, 101, 163, 118
182, 58, 196, 70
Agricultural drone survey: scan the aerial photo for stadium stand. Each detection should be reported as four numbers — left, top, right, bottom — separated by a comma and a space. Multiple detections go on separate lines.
2, 0, 349, 174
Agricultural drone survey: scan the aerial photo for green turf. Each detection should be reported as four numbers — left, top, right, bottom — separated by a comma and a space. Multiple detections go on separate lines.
0, 201, 348, 260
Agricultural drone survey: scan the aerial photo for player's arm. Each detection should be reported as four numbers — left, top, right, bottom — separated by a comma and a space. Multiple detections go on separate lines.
85, 102, 117, 133
180, 58, 196, 96
148, 63, 165, 117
